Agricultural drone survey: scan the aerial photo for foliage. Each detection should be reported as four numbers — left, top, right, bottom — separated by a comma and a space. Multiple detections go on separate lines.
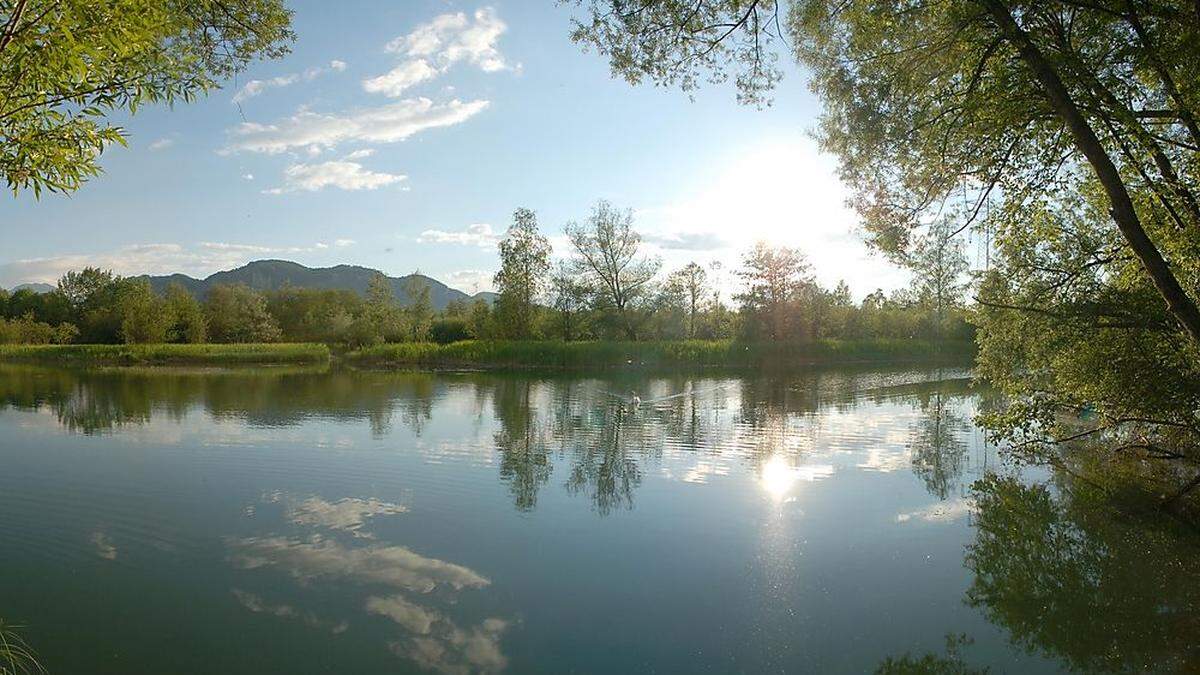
565, 0, 785, 106
164, 282, 207, 343
736, 243, 814, 341
548, 260, 590, 341
203, 283, 281, 343
429, 318, 472, 344
494, 207, 551, 339
664, 262, 709, 340
117, 278, 168, 344
0, 0, 294, 196
402, 276, 433, 342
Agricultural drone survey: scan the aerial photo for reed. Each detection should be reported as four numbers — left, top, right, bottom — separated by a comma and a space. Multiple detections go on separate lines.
346, 339, 974, 370
0, 343, 330, 366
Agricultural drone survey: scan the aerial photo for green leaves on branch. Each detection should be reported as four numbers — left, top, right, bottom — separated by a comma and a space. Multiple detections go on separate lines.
1, 0, 295, 196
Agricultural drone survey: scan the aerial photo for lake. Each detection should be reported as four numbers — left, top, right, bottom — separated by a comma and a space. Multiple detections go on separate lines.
0, 364, 1196, 674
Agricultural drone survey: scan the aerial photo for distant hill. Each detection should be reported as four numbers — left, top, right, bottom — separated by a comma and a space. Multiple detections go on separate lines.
8, 282, 55, 294
139, 260, 496, 311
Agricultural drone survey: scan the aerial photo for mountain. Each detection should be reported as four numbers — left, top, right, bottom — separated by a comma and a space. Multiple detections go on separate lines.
9, 283, 55, 294
140, 260, 497, 311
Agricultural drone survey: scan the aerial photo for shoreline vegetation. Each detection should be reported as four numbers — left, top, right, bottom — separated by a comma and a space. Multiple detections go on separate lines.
0, 339, 974, 370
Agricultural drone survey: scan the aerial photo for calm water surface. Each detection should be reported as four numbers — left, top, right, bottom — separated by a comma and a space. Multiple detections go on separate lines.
1, 365, 1197, 674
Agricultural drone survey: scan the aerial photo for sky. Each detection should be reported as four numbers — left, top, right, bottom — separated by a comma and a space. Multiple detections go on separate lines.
1, 0, 914, 298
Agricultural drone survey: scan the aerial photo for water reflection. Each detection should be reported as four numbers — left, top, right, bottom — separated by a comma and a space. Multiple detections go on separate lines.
965, 474, 1200, 673
7, 364, 1198, 672
229, 489, 510, 674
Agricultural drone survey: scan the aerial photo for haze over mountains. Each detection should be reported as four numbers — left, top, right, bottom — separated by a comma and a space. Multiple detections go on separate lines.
7, 261, 496, 311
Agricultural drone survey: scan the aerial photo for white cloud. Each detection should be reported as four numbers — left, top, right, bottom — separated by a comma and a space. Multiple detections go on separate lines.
365, 8, 510, 97
388, 8, 509, 72
417, 223, 498, 248
232, 59, 347, 103
148, 137, 174, 151
364, 59, 439, 97
224, 98, 489, 154
334, 238, 357, 247
344, 149, 375, 160
443, 269, 494, 294
264, 160, 406, 194
241, 173, 255, 181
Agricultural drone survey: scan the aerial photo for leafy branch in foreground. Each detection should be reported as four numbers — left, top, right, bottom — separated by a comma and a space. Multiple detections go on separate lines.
0, 0, 294, 197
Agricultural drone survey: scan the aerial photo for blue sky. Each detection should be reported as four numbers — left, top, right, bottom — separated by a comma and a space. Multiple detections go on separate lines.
1, 1, 913, 297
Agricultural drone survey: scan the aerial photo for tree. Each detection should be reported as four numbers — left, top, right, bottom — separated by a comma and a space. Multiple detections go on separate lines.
57, 267, 123, 342
665, 262, 709, 339
164, 283, 206, 343
203, 283, 280, 343
549, 261, 589, 341
117, 278, 168, 344
736, 243, 812, 341
1, 0, 294, 196
565, 200, 660, 340
365, 273, 405, 342
402, 276, 433, 342
468, 298, 493, 340
908, 220, 969, 339
493, 207, 551, 339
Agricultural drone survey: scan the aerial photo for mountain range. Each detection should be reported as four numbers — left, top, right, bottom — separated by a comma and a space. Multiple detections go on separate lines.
7, 261, 496, 311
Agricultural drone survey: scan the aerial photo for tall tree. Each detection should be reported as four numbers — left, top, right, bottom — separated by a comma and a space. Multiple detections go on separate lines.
565, 200, 661, 340
493, 208, 551, 339
117, 279, 168, 344
908, 220, 969, 338
164, 283, 206, 343
402, 276, 433, 342
549, 260, 590, 341
365, 273, 405, 342
665, 262, 709, 339
1, 0, 294, 196
736, 243, 812, 341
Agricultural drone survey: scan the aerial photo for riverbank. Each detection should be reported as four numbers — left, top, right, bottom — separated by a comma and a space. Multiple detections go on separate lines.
0, 343, 330, 366
344, 339, 975, 370
0, 339, 975, 370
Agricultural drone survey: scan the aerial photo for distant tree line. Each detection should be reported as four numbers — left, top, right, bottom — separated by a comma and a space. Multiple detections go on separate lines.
0, 203, 974, 347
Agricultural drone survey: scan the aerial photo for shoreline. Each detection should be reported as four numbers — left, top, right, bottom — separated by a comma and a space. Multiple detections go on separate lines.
0, 339, 976, 371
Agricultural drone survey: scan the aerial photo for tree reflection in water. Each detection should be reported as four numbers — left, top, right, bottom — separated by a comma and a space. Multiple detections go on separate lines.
907, 387, 970, 500
965, 473, 1200, 673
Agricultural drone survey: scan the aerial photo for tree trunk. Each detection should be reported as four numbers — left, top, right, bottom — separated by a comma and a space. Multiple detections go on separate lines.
979, 0, 1200, 346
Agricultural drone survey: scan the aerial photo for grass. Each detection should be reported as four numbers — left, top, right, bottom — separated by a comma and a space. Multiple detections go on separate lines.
0, 343, 330, 366
0, 619, 44, 675
346, 338, 975, 370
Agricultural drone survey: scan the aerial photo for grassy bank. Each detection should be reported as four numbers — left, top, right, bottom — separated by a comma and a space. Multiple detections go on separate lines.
0, 343, 330, 366
346, 339, 975, 370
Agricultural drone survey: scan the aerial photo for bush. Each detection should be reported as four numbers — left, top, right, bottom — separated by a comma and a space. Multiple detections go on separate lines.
429, 318, 472, 344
